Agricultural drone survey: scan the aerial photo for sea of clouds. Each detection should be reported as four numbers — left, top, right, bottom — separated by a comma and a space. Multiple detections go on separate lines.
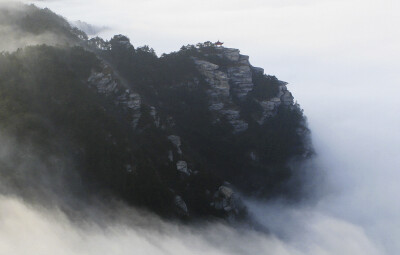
0, 0, 399, 254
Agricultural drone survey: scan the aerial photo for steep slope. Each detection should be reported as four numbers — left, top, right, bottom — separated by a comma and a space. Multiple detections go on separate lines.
91, 39, 312, 199
0, 4, 313, 220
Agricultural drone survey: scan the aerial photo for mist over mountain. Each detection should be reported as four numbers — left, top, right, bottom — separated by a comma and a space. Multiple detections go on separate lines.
0, 2, 398, 255
0, 3, 312, 219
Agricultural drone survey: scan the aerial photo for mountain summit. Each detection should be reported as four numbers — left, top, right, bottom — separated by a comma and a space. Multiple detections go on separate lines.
0, 4, 312, 220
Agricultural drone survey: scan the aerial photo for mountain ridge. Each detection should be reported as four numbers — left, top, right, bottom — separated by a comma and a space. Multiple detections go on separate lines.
0, 3, 313, 221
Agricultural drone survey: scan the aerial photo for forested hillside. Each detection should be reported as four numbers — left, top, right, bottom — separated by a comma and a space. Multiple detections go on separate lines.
0, 3, 312, 219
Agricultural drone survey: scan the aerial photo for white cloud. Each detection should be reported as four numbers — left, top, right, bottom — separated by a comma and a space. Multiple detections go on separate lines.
1, 0, 399, 254
0, 195, 387, 255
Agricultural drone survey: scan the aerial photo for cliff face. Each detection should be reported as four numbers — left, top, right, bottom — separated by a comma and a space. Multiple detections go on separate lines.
81, 39, 311, 218
88, 62, 142, 128
0, 4, 312, 220
193, 47, 294, 132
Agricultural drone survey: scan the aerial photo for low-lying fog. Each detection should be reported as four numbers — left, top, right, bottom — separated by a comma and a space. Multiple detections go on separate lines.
1, 0, 399, 254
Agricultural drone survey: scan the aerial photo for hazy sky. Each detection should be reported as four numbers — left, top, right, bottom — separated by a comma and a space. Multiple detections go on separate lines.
3, 0, 400, 254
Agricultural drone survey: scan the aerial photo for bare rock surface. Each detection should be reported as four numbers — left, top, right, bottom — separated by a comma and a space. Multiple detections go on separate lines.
194, 47, 295, 132
88, 62, 142, 128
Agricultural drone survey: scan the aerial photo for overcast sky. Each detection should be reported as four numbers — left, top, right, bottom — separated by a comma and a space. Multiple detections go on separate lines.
5, 0, 400, 254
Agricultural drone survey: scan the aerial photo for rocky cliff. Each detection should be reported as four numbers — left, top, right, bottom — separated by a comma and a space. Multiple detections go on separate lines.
0, 4, 312, 220
193, 47, 294, 132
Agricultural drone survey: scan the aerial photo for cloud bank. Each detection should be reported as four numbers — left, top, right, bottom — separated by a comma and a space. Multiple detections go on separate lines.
0, 0, 399, 254
0, 194, 386, 255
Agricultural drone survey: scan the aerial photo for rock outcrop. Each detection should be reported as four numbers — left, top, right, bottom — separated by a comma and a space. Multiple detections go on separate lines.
1, 3, 312, 222
86, 46, 302, 219
168, 135, 183, 155
257, 82, 294, 124
174, 195, 188, 216
176, 161, 190, 175
194, 55, 249, 133
88, 62, 142, 128
211, 185, 244, 216
194, 47, 294, 133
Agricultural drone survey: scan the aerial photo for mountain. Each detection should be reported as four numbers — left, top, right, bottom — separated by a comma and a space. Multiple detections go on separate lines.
0, 4, 312, 220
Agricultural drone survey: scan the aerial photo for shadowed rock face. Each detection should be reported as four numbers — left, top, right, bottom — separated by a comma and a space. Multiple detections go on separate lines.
0, 4, 311, 220
168, 135, 182, 155
88, 62, 142, 128
194, 47, 295, 133
66, 41, 306, 218
174, 195, 189, 216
